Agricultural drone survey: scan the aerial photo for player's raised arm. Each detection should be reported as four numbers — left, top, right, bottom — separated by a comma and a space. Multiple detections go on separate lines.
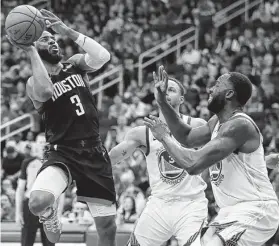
109, 126, 147, 166
26, 46, 54, 102
40, 9, 110, 72
151, 66, 213, 148
6, 36, 54, 103
145, 117, 252, 175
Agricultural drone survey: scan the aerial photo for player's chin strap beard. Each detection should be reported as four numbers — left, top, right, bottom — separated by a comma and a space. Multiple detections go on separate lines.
38, 48, 63, 67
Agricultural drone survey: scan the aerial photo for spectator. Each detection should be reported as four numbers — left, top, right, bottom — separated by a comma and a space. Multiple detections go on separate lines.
6, 133, 26, 154
105, 116, 131, 146
2, 178, 16, 205
251, 3, 272, 24
32, 133, 46, 159
2, 146, 25, 185
1, 194, 15, 222
197, 0, 216, 49
125, 96, 150, 120
265, 0, 279, 16
1, 102, 17, 123
63, 202, 94, 225
199, 107, 211, 121
116, 196, 138, 225
108, 95, 129, 120
178, 43, 201, 65
121, 184, 146, 215
104, 127, 119, 152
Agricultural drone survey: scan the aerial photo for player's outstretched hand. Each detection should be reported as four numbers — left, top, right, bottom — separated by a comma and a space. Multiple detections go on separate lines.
144, 115, 171, 141
6, 35, 34, 52
153, 65, 169, 105
40, 9, 68, 35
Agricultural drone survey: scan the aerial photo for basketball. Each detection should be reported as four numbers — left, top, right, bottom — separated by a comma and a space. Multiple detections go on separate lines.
5, 5, 45, 45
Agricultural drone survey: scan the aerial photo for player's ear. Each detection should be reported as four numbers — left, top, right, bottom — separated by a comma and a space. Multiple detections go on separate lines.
225, 89, 235, 101
179, 95, 184, 104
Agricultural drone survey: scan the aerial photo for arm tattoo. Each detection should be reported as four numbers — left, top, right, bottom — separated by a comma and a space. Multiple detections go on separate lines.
122, 150, 127, 156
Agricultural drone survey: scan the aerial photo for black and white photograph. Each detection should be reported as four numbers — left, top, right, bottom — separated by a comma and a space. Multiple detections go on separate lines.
1, 0, 279, 246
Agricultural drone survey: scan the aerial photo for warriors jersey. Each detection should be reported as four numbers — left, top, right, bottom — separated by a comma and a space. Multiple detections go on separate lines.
145, 115, 207, 200
38, 59, 101, 144
209, 112, 278, 208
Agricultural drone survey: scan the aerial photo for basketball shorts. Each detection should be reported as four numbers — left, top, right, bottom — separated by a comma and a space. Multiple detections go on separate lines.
130, 195, 208, 246
39, 140, 116, 205
207, 200, 279, 246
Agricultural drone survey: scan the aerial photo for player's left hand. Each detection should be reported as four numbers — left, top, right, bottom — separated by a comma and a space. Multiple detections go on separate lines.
40, 9, 68, 35
144, 115, 171, 141
6, 35, 34, 52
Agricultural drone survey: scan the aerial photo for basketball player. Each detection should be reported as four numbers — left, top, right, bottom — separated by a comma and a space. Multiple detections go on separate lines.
7, 9, 117, 245
109, 78, 208, 246
144, 66, 279, 246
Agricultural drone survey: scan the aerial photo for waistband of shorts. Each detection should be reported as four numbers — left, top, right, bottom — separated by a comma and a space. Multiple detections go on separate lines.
151, 192, 206, 203
50, 138, 102, 149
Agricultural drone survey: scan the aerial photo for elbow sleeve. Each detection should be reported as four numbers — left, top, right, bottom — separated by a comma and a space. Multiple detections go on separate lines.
84, 49, 110, 69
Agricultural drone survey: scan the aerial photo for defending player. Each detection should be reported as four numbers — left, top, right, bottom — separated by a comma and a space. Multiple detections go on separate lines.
144, 66, 279, 246
110, 78, 208, 246
7, 9, 117, 245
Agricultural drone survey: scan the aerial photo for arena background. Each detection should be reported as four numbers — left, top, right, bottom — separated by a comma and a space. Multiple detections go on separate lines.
1, 0, 279, 245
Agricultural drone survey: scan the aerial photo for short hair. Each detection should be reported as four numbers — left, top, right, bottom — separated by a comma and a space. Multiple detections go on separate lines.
168, 77, 185, 96
228, 72, 252, 106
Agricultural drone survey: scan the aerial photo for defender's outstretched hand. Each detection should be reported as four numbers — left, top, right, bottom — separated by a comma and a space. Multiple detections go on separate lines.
153, 65, 169, 104
144, 115, 171, 141
40, 9, 68, 35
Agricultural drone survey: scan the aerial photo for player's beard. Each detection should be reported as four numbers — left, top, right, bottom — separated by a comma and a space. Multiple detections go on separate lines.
37, 48, 63, 65
208, 92, 226, 114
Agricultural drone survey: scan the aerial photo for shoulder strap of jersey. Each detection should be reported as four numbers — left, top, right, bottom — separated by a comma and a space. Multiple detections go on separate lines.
210, 117, 220, 133
232, 112, 263, 142
145, 126, 150, 156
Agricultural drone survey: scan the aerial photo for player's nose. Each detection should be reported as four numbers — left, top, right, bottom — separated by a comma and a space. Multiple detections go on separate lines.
48, 39, 55, 45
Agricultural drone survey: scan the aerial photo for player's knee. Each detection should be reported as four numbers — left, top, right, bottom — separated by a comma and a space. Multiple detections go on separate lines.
95, 216, 117, 240
29, 190, 55, 216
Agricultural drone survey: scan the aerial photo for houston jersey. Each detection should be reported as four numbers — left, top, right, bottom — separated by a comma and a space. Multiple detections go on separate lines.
145, 115, 207, 199
38, 61, 100, 144
209, 112, 278, 208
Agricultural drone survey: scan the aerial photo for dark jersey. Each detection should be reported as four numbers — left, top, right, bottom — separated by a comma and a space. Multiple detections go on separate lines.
38, 61, 100, 144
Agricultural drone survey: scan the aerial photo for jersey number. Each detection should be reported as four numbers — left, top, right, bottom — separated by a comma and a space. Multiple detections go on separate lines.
70, 95, 85, 116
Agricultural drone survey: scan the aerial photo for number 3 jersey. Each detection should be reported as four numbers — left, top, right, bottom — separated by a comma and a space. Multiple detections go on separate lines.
38, 61, 100, 144
145, 115, 207, 200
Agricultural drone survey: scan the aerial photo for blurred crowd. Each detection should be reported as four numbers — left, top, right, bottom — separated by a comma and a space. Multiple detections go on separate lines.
1, 0, 279, 245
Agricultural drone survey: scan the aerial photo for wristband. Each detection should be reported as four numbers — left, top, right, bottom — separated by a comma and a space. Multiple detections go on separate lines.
75, 34, 86, 47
